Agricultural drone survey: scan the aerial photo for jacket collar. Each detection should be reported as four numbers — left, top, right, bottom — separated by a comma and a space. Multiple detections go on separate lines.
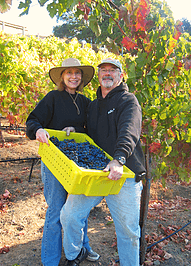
97, 82, 129, 100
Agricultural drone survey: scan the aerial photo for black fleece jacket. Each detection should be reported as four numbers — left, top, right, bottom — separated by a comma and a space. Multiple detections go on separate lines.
26, 90, 90, 140
87, 82, 146, 175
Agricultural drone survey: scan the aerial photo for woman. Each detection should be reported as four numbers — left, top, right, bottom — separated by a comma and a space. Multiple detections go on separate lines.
26, 58, 99, 266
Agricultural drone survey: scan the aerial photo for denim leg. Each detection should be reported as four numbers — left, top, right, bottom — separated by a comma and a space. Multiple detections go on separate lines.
106, 178, 143, 266
83, 215, 91, 251
41, 162, 68, 266
60, 194, 103, 260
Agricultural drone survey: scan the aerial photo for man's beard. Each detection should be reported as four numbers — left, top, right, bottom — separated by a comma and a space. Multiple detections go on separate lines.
101, 76, 114, 88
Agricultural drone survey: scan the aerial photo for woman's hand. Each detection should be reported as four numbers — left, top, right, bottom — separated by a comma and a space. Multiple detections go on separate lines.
62, 127, 75, 136
36, 128, 50, 145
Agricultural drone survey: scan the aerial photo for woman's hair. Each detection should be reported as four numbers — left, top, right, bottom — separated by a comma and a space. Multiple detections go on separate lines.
57, 69, 84, 92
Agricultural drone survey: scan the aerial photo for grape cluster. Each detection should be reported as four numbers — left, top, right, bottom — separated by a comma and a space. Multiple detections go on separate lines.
50, 136, 110, 170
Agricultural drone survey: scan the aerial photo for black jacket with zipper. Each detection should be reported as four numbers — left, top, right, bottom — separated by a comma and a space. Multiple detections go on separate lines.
87, 82, 146, 176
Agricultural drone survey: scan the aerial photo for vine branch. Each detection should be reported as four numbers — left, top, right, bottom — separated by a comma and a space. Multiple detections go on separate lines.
92, 0, 127, 37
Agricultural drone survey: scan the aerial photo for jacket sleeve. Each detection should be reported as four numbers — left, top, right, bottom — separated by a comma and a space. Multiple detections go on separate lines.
84, 98, 91, 134
26, 92, 54, 140
113, 93, 142, 159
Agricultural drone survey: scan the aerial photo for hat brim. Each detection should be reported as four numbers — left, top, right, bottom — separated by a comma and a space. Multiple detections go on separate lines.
49, 66, 95, 87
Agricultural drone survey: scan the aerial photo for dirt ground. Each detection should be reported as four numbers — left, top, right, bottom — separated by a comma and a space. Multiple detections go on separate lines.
0, 130, 191, 266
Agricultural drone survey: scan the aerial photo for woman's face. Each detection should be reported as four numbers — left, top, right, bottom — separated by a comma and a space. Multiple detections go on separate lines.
61, 67, 82, 93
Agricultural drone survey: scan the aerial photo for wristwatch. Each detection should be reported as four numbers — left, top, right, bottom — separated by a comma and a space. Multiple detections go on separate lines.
114, 156, 126, 166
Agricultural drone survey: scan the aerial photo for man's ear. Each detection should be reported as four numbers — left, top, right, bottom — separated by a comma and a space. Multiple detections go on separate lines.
120, 72, 123, 80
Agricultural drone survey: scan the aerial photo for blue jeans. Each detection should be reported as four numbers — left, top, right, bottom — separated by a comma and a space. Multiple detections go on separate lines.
60, 177, 142, 266
41, 162, 91, 266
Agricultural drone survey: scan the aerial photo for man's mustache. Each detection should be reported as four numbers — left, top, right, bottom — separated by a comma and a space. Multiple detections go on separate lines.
102, 76, 113, 81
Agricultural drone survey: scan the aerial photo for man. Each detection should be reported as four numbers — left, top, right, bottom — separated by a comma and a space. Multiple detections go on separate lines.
60, 58, 146, 266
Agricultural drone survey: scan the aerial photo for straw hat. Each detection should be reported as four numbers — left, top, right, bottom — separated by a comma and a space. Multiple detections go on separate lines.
49, 58, 95, 87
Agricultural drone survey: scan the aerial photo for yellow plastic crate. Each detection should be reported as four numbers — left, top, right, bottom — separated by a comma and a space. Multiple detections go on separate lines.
38, 129, 135, 196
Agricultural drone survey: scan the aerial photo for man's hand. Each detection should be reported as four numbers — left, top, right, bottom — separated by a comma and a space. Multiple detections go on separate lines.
62, 127, 75, 136
103, 159, 123, 180
36, 128, 50, 145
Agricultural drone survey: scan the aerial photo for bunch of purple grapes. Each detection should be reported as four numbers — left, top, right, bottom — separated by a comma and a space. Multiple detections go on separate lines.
50, 136, 110, 170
